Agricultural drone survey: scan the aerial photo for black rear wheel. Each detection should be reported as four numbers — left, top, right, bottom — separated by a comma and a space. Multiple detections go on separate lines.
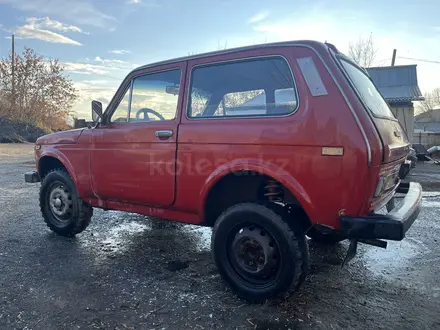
211, 203, 307, 302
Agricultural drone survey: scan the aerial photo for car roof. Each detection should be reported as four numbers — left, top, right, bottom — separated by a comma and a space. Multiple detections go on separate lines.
131, 40, 329, 73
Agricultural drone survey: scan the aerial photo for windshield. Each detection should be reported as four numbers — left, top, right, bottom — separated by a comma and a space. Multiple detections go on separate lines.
340, 59, 394, 118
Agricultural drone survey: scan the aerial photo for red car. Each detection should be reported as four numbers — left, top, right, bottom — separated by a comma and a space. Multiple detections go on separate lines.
25, 40, 422, 302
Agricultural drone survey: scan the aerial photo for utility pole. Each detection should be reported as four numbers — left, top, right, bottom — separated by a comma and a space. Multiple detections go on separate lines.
391, 49, 397, 66
11, 34, 15, 106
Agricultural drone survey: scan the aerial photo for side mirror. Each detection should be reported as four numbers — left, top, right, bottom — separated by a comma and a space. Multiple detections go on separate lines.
91, 100, 103, 122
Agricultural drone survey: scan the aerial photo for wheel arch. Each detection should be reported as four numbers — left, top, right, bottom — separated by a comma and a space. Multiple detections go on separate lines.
38, 152, 78, 186
200, 160, 315, 229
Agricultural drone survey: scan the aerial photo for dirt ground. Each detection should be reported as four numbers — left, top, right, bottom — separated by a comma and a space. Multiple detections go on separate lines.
0, 143, 439, 330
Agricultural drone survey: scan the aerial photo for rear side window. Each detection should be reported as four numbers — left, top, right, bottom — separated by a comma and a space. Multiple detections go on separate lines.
340, 59, 394, 118
188, 57, 298, 118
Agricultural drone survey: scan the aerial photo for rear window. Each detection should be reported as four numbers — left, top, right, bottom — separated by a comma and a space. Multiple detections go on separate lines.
340, 59, 394, 118
188, 57, 298, 118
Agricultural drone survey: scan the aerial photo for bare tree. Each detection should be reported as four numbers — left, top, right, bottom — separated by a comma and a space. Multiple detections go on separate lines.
0, 48, 77, 131
419, 88, 440, 116
348, 34, 378, 68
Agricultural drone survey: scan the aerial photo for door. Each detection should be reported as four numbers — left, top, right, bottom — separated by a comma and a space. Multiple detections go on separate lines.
91, 62, 186, 206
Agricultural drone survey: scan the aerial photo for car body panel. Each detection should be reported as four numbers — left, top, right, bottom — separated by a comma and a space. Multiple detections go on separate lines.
89, 61, 187, 207
36, 128, 85, 145
32, 40, 411, 230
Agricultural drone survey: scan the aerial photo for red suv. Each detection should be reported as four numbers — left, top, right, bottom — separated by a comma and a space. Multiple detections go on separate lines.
25, 40, 422, 302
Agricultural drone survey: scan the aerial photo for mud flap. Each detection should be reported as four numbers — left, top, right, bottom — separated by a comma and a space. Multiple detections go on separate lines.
342, 239, 358, 268
342, 238, 388, 268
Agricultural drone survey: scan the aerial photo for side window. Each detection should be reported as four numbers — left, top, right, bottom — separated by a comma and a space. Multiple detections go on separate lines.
129, 69, 181, 122
111, 87, 130, 123
188, 57, 298, 118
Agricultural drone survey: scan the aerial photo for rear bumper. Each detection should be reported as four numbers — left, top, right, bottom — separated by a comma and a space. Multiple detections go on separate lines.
24, 171, 40, 183
341, 182, 422, 241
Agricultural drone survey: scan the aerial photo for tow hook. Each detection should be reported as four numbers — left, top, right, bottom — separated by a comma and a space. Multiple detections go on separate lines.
342, 238, 388, 267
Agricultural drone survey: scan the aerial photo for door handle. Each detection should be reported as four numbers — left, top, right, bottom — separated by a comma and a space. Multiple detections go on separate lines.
155, 130, 173, 138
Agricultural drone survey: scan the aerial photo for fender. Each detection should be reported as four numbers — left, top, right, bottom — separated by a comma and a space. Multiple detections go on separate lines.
38, 148, 82, 196
199, 158, 316, 223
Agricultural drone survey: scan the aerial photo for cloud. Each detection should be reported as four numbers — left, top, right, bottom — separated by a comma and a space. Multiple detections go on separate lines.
72, 80, 119, 118
94, 56, 127, 66
14, 21, 82, 45
247, 11, 269, 24
69, 71, 92, 75
64, 62, 110, 75
109, 49, 132, 55
0, 0, 115, 28
26, 17, 89, 34
248, 7, 440, 94
63, 57, 136, 76
126, 0, 160, 7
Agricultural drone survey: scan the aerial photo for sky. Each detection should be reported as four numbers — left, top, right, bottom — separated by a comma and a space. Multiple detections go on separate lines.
1, 0, 440, 119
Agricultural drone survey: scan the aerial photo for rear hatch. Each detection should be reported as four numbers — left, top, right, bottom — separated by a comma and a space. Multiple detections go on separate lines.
372, 117, 410, 163
338, 57, 410, 163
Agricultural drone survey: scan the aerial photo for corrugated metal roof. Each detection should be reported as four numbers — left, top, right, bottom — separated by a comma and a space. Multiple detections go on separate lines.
366, 65, 424, 102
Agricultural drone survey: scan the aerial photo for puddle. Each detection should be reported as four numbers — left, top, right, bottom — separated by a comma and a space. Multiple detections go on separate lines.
181, 225, 212, 252
101, 221, 150, 253
422, 200, 440, 208
80, 191, 440, 267
361, 237, 428, 277
79, 211, 152, 258
422, 192, 440, 198
80, 210, 213, 262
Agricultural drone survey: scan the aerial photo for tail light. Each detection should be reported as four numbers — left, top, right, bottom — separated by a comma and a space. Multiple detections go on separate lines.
374, 165, 400, 198
374, 177, 385, 197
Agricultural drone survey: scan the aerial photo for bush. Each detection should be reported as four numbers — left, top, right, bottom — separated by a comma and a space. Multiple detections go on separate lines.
0, 116, 48, 143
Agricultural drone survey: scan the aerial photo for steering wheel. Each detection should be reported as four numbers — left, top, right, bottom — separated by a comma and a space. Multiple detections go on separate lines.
135, 108, 166, 121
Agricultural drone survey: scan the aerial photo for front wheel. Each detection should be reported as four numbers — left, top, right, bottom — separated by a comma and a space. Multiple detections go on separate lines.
40, 169, 93, 237
211, 203, 308, 303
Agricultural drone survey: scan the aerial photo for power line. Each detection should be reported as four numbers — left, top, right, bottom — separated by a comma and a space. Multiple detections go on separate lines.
397, 56, 440, 64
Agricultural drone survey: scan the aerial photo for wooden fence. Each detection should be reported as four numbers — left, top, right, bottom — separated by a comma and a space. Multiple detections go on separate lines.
414, 132, 440, 148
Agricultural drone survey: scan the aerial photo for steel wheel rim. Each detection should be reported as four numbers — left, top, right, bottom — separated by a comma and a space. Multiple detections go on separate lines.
227, 224, 281, 287
48, 182, 73, 224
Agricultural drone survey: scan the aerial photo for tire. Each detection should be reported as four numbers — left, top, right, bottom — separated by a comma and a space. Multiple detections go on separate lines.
40, 169, 93, 237
211, 203, 307, 303
266, 203, 310, 291
306, 227, 345, 244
